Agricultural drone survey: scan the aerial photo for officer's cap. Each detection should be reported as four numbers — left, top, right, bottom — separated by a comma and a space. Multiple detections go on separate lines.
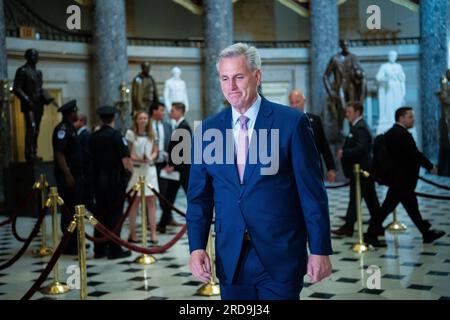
58, 100, 77, 114
96, 106, 117, 117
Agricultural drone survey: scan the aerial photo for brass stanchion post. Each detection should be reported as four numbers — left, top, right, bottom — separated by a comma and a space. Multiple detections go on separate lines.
196, 229, 220, 296
352, 164, 369, 253
386, 207, 407, 232
135, 176, 156, 265
75, 205, 88, 300
40, 187, 70, 295
32, 174, 52, 257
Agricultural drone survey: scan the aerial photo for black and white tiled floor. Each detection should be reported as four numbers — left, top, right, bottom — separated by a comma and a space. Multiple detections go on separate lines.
0, 172, 449, 300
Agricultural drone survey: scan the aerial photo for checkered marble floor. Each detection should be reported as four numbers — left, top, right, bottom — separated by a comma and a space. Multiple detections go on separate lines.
0, 172, 449, 300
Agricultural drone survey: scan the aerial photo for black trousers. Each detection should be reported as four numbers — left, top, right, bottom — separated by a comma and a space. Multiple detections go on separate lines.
56, 172, 81, 252
344, 176, 380, 228
368, 187, 430, 235
93, 185, 126, 255
158, 171, 189, 228
23, 108, 43, 160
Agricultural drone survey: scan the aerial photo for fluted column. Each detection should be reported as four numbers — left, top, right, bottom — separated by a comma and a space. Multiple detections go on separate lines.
93, 0, 129, 131
420, 0, 448, 162
203, 0, 233, 116
309, 0, 338, 122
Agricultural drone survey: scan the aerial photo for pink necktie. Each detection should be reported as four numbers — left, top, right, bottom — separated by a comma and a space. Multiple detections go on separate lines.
237, 115, 249, 184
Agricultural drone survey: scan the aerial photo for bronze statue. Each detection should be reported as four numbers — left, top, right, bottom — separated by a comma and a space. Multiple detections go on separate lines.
436, 69, 450, 176
323, 40, 366, 131
13, 49, 54, 162
131, 61, 159, 115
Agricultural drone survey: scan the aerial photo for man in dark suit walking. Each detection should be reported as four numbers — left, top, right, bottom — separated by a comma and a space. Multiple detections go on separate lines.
365, 107, 445, 245
332, 101, 381, 238
157, 102, 191, 233
289, 89, 337, 182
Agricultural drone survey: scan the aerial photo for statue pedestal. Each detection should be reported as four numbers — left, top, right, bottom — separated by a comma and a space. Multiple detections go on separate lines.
3, 161, 55, 217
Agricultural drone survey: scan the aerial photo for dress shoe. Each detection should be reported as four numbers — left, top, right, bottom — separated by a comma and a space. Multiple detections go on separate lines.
331, 225, 354, 237
157, 225, 166, 234
107, 250, 132, 260
364, 233, 387, 248
423, 229, 446, 243
94, 252, 107, 259
150, 239, 159, 246
128, 237, 140, 244
368, 226, 385, 237
168, 219, 183, 227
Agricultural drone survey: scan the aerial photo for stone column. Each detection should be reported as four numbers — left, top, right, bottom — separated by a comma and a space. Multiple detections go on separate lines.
420, 0, 448, 162
93, 0, 130, 132
309, 0, 338, 120
309, 0, 342, 180
203, 0, 233, 116
0, 0, 12, 202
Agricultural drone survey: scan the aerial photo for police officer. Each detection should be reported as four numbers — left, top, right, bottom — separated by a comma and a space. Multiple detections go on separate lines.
52, 99, 81, 255
90, 106, 133, 259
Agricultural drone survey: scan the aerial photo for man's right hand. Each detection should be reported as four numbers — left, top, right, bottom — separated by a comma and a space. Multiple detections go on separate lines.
189, 249, 211, 283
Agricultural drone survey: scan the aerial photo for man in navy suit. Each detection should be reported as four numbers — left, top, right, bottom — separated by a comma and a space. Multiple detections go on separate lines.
187, 43, 332, 300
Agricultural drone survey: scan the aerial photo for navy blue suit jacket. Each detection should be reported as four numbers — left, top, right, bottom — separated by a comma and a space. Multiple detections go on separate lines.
187, 97, 332, 284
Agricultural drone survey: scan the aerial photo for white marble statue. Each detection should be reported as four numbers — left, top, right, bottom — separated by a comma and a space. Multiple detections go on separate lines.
164, 67, 189, 113
376, 50, 406, 135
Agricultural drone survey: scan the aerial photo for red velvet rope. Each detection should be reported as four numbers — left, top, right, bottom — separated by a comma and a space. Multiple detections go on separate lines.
21, 227, 74, 300
92, 220, 187, 254
0, 205, 48, 270
60, 190, 138, 243
146, 184, 186, 218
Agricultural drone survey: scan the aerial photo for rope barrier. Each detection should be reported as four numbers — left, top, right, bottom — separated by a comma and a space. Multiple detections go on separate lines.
147, 184, 186, 218
60, 190, 139, 243
415, 192, 450, 201
0, 205, 48, 270
96, 222, 186, 254
0, 188, 37, 228
364, 170, 450, 201
86, 213, 187, 254
21, 226, 74, 300
418, 176, 450, 190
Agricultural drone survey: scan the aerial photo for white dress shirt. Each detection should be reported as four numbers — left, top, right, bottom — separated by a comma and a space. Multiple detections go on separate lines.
231, 94, 261, 148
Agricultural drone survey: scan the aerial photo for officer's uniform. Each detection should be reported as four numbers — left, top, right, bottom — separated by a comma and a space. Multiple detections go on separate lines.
52, 100, 82, 254
90, 106, 131, 259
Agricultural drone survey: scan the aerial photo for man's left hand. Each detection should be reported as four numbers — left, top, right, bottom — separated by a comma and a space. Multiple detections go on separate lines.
307, 254, 332, 283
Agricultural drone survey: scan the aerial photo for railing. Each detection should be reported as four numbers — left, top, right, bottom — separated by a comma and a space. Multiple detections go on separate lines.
5, 0, 420, 48
6, 29, 420, 48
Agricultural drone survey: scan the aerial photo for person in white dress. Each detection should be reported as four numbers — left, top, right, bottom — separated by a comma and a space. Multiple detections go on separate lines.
164, 67, 189, 113
376, 50, 406, 135
125, 110, 160, 244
